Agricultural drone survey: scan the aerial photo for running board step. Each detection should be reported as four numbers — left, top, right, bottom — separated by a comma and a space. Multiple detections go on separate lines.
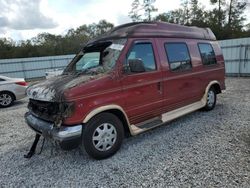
137, 117, 163, 129
161, 101, 204, 122
130, 117, 163, 135
130, 101, 205, 135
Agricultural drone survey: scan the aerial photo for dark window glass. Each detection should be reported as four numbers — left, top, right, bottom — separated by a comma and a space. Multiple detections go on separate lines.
0, 78, 5, 81
165, 43, 192, 71
198, 43, 217, 65
127, 43, 156, 72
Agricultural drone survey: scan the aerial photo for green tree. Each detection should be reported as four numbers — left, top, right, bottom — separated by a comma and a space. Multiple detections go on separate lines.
143, 0, 158, 21
207, 0, 227, 39
154, 1, 190, 25
0, 38, 15, 59
210, 0, 225, 27
129, 0, 158, 22
94, 20, 114, 36
153, 0, 249, 39
129, 0, 142, 22
0, 20, 115, 59
226, 0, 247, 38
181, 0, 190, 25
154, 13, 172, 22
190, 0, 206, 26
155, 9, 188, 25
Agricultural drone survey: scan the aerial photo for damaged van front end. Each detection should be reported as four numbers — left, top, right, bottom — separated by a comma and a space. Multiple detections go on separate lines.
25, 76, 84, 150
24, 39, 126, 154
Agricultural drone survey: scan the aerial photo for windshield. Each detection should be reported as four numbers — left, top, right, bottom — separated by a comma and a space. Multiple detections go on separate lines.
63, 39, 126, 75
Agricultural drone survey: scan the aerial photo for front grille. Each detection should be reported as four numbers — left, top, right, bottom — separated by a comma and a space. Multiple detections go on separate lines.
28, 99, 60, 121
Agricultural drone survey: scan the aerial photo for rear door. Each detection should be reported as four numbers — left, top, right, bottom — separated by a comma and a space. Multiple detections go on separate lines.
156, 39, 203, 112
121, 39, 163, 124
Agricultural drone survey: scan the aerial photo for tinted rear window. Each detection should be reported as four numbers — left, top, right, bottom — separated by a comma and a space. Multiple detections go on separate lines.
198, 43, 217, 65
165, 43, 192, 71
127, 43, 156, 72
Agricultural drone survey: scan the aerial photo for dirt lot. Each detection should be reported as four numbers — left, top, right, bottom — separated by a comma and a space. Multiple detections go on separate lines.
0, 78, 250, 187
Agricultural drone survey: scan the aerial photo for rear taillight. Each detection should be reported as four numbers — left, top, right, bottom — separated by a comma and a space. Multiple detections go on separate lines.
15, 81, 28, 86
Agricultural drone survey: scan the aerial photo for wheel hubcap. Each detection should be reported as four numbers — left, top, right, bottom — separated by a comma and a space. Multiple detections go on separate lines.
92, 123, 117, 151
207, 90, 215, 107
0, 94, 12, 106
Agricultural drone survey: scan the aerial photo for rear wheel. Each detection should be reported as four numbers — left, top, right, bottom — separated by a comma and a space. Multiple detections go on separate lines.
0, 92, 15, 108
82, 112, 124, 159
203, 87, 216, 111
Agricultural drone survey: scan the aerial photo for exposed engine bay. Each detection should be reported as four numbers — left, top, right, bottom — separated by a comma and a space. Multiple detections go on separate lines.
26, 39, 126, 127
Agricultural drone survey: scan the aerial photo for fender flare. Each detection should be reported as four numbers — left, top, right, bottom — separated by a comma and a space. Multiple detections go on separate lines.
201, 80, 221, 105
82, 104, 130, 125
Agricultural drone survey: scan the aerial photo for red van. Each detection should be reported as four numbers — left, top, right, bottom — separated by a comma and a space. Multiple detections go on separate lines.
25, 22, 225, 159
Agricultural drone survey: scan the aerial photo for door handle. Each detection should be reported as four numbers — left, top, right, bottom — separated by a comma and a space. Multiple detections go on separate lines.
157, 82, 162, 94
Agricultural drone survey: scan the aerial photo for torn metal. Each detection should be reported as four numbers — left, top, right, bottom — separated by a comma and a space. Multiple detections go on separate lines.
26, 38, 126, 127
26, 73, 105, 126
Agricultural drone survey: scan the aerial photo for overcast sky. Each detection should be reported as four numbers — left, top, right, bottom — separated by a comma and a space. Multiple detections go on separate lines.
0, 0, 249, 41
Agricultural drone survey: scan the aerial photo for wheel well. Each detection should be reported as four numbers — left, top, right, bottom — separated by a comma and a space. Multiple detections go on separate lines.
103, 109, 131, 137
211, 83, 221, 94
0, 90, 16, 100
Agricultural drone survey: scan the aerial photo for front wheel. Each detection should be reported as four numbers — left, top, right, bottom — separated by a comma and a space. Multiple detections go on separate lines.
82, 112, 124, 160
0, 92, 15, 108
203, 87, 217, 111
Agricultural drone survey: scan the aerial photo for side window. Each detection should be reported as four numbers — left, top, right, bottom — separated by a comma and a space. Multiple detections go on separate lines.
0, 78, 5, 81
198, 43, 217, 65
165, 43, 192, 71
127, 43, 156, 72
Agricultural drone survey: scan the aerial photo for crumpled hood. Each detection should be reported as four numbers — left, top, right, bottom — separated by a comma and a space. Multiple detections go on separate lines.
26, 74, 100, 102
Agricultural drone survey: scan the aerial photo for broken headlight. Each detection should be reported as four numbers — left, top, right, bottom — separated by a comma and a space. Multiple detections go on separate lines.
61, 102, 75, 118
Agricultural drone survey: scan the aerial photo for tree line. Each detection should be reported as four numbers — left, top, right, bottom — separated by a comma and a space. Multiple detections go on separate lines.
130, 0, 249, 40
0, 0, 249, 59
0, 20, 114, 59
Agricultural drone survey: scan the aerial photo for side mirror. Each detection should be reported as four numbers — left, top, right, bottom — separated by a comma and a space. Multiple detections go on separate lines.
128, 59, 145, 73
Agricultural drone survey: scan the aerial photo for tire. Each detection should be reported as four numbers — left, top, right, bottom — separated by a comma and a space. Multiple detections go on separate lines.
82, 112, 124, 160
203, 87, 216, 111
0, 91, 15, 108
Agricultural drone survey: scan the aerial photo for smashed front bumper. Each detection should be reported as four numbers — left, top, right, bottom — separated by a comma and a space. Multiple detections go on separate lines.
25, 112, 82, 149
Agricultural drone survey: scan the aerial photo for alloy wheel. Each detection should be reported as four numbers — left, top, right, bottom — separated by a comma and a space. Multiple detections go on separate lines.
0, 93, 12, 106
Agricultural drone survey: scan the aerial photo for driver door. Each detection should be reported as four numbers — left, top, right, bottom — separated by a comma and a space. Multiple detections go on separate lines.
121, 40, 163, 124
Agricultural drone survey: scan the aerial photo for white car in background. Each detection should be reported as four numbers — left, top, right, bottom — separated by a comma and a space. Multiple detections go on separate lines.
0, 75, 28, 107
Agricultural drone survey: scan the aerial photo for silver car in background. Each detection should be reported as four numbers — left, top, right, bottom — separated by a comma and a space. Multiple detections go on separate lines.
0, 75, 28, 107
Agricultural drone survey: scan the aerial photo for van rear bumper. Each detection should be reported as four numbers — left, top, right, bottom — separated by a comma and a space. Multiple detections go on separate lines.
25, 112, 82, 149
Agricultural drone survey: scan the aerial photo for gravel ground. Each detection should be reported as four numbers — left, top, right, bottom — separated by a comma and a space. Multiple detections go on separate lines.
0, 78, 250, 187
